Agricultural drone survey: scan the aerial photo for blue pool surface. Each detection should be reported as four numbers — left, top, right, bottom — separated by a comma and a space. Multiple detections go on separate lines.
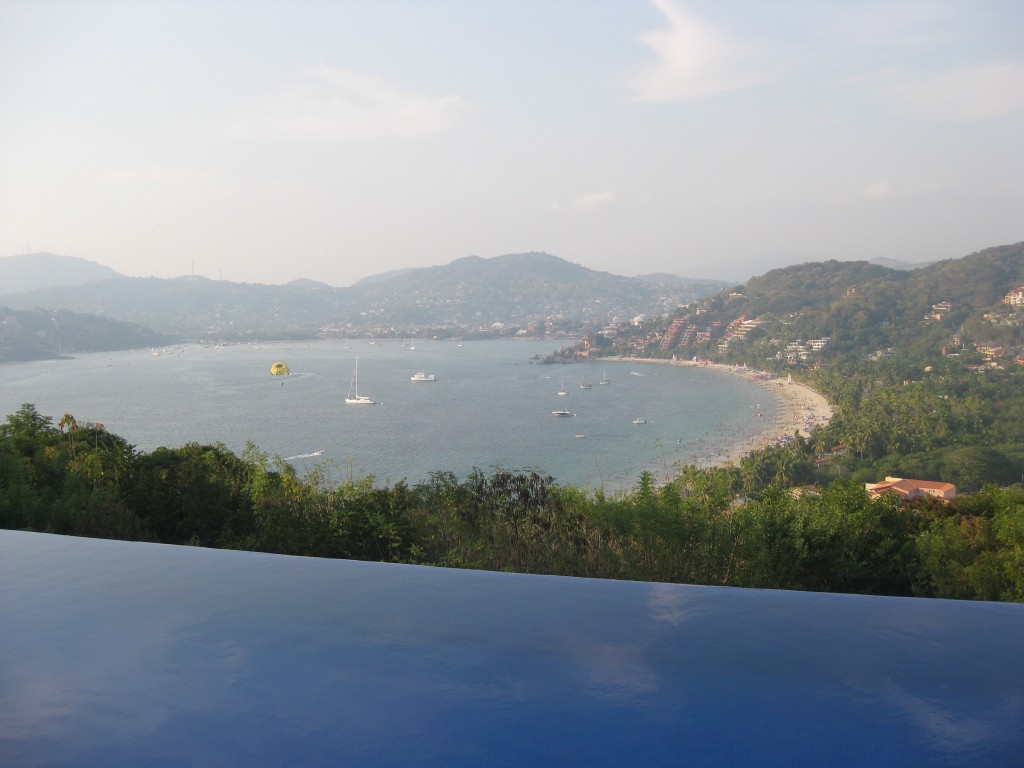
1, 530, 1022, 766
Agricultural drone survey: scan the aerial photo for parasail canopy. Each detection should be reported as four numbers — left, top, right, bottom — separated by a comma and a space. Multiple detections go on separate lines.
270, 361, 290, 376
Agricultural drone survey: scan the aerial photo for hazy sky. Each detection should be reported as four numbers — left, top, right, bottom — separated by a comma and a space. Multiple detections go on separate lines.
1, 1, 1022, 286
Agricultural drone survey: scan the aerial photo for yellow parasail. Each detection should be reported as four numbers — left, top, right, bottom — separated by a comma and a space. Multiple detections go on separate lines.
270, 361, 290, 376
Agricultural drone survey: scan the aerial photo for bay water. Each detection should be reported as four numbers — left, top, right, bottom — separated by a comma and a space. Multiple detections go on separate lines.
1, 339, 778, 491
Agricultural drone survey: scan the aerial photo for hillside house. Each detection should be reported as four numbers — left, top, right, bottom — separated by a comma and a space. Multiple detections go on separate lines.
864, 477, 957, 503
925, 302, 951, 323
1002, 286, 1024, 306
783, 341, 811, 361
976, 344, 1013, 361
807, 337, 830, 351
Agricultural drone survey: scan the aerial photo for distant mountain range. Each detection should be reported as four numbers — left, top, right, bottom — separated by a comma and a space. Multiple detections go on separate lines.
0, 251, 730, 340
867, 257, 937, 271
2, 244, 1015, 363
0, 253, 122, 293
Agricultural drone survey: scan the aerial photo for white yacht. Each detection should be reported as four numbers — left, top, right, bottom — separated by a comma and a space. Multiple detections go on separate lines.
345, 358, 375, 405
410, 372, 436, 382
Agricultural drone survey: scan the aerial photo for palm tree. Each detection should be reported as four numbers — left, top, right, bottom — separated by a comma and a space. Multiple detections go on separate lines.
58, 412, 78, 457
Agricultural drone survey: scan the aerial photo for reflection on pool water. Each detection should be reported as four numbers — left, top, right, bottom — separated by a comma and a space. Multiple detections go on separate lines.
1, 530, 1022, 766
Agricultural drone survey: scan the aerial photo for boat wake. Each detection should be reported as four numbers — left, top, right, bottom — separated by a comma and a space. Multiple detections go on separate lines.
284, 450, 325, 461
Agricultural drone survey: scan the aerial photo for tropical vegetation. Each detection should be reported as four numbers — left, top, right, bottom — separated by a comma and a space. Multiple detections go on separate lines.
2, 403, 1022, 602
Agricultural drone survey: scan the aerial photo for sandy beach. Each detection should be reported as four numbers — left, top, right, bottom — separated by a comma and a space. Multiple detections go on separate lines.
701, 363, 833, 467
608, 357, 833, 469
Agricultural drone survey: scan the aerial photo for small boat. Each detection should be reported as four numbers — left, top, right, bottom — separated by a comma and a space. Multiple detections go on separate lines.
599, 369, 611, 385
579, 377, 592, 389
410, 372, 436, 382
557, 379, 568, 396
552, 409, 573, 417
345, 358, 375, 405
632, 417, 646, 424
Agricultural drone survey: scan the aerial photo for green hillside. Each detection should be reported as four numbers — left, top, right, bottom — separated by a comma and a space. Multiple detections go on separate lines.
645, 242, 1024, 363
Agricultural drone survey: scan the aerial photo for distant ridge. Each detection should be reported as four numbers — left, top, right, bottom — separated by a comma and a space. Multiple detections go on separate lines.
4, 245, 1016, 346
0, 253, 123, 293
0, 251, 723, 337
635, 273, 733, 290
341, 251, 717, 327
351, 266, 419, 287
868, 257, 936, 270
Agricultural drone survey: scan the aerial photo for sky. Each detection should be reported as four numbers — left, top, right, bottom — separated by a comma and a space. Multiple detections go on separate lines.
1, 0, 1022, 287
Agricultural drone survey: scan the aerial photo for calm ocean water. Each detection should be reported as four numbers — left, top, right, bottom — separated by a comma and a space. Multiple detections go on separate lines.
1, 339, 778, 491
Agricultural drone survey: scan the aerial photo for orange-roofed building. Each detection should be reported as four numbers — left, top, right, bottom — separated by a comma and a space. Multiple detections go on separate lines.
864, 477, 957, 503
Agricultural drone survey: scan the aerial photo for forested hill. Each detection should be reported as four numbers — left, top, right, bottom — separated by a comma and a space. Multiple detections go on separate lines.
0, 306, 168, 362
661, 242, 1024, 362
911, 242, 1024, 307
743, 242, 1024, 318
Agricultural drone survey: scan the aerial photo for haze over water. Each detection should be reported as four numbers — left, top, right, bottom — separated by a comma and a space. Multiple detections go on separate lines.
3, 339, 778, 491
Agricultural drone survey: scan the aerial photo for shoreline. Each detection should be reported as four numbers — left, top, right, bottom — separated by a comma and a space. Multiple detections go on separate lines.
604, 356, 833, 470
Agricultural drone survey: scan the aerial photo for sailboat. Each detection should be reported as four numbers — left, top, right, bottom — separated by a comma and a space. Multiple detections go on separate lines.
599, 369, 611, 385
345, 358, 375, 405
557, 379, 568, 396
